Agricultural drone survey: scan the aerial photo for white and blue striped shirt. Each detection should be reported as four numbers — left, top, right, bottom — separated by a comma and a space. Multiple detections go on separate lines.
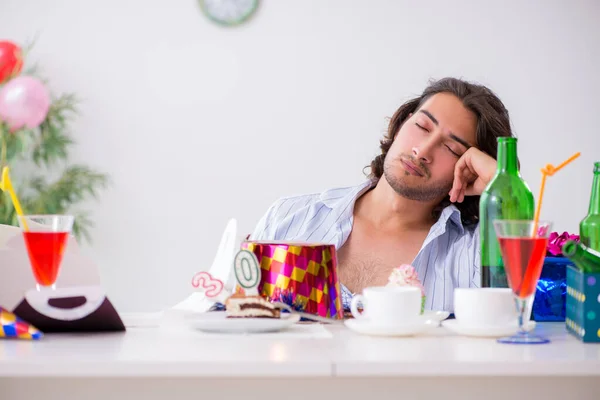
249, 180, 481, 312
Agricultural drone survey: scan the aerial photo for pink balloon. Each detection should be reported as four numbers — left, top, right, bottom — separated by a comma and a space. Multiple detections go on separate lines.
0, 75, 50, 130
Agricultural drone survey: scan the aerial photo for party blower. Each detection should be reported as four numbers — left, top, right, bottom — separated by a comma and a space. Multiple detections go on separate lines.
0, 306, 42, 340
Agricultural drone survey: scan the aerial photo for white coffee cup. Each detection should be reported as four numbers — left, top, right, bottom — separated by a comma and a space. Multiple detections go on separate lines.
350, 286, 422, 325
453, 288, 517, 328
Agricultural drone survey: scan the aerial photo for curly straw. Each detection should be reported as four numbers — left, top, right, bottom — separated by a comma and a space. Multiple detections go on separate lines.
533, 152, 581, 236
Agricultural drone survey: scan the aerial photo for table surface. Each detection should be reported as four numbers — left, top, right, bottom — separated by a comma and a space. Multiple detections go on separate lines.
1, 318, 599, 378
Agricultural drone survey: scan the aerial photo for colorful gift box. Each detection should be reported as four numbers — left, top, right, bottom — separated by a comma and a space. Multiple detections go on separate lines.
531, 231, 579, 322
241, 241, 343, 319
532, 257, 571, 322
566, 265, 600, 342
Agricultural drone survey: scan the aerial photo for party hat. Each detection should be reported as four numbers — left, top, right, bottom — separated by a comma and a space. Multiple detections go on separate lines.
0, 306, 43, 340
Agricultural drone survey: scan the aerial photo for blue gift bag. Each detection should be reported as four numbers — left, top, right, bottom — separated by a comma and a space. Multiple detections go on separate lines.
532, 256, 572, 321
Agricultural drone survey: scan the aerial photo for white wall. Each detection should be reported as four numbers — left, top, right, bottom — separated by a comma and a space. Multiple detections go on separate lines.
1, 0, 598, 312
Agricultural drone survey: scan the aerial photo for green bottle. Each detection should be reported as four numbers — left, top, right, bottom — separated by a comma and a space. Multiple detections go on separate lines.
579, 162, 600, 251
563, 240, 600, 273
479, 137, 535, 287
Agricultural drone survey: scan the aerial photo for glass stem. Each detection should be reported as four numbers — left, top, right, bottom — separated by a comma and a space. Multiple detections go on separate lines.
36, 283, 56, 292
518, 299, 525, 333
515, 297, 528, 335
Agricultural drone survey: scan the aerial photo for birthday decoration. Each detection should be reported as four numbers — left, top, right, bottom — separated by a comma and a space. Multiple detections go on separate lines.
0, 75, 51, 130
387, 264, 426, 314
241, 241, 343, 319
270, 287, 307, 312
233, 249, 261, 295
191, 271, 225, 298
0, 41, 23, 84
191, 270, 233, 306
0, 306, 42, 340
547, 231, 581, 256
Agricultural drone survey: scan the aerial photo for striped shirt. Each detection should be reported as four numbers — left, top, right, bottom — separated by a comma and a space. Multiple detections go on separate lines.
249, 180, 481, 312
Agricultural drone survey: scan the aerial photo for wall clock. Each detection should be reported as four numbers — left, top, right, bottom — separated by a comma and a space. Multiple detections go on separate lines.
199, 0, 259, 26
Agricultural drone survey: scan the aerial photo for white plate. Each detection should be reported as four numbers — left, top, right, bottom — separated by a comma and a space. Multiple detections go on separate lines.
345, 316, 438, 337
442, 319, 537, 338
187, 312, 301, 334
423, 310, 450, 322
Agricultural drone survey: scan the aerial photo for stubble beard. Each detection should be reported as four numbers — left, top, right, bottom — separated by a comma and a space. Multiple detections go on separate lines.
383, 157, 453, 202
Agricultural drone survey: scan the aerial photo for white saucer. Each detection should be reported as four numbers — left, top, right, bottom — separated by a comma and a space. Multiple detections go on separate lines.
345, 316, 438, 337
442, 319, 537, 338
187, 312, 301, 334
423, 310, 450, 322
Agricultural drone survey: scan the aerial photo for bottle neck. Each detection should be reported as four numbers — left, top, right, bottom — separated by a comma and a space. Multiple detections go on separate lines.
565, 240, 600, 263
496, 139, 518, 174
589, 166, 600, 215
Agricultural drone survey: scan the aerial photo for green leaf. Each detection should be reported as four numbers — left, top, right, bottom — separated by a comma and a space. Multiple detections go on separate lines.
3, 126, 36, 163
32, 93, 78, 167
26, 165, 109, 215
0, 191, 19, 228
72, 211, 94, 244
0, 43, 109, 244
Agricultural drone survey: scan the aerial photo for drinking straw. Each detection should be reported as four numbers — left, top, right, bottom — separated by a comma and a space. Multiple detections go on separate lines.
533, 152, 581, 236
0, 166, 26, 223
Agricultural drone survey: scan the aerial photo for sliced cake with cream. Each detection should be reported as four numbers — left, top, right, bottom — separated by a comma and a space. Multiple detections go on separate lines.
225, 292, 281, 318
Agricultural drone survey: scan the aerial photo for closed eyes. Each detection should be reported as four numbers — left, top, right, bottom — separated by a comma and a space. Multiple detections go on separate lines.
416, 122, 461, 157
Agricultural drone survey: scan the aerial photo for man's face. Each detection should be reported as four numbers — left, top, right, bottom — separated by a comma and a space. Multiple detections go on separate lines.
383, 92, 478, 202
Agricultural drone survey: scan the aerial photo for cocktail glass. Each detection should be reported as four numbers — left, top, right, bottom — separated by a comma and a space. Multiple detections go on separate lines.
493, 219, 552, 344
17, 215, 74, 291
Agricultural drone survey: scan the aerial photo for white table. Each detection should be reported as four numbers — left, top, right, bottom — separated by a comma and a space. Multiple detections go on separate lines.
1, 320, 599, 400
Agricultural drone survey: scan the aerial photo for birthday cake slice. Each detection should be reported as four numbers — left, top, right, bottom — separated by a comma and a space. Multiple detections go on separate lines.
225, 293, 281, 318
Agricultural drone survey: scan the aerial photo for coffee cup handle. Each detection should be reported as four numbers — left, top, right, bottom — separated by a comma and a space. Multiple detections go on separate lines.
350, 294, 366, 319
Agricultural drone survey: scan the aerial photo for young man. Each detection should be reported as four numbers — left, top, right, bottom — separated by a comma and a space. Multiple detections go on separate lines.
249, 77, 510, 312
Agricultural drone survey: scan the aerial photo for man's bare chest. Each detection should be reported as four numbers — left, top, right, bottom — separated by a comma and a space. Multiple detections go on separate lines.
336, 228, 428, 293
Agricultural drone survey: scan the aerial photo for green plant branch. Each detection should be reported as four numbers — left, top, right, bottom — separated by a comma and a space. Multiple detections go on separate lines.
0, 125, 6, 169
26, 166, 108, 213
0, 41, 108, 244
33, 93, 77, 167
